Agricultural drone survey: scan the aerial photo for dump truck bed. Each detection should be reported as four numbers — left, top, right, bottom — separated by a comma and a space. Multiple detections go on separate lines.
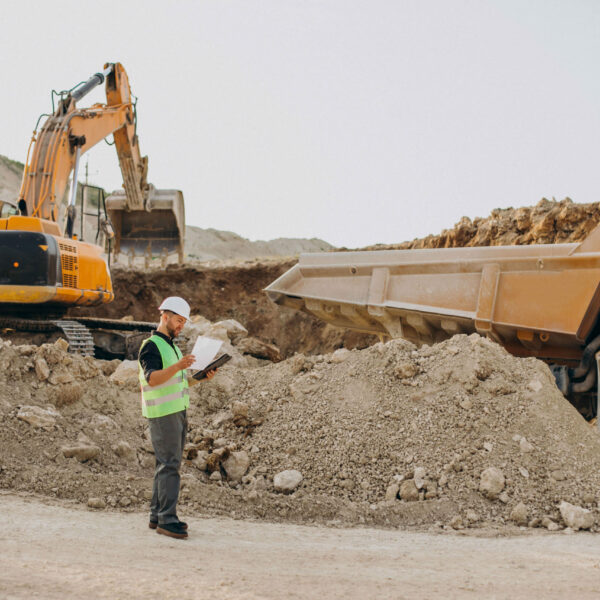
265, 241, 600, 365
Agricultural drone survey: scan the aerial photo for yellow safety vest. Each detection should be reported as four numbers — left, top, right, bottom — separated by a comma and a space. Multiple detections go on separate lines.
138, 335, 189, 418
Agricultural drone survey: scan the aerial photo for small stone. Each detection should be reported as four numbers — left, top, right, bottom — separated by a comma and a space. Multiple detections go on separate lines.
459, 398, 473, 410
528, 517, 541, 528
341, 479, 355, 490
550, 470, 567, 482
213, 438, 229, 449
519, 437, 534, 453
35, 357, 50, 381
413, 467, 427, 490
246, 489, 258, 501
209, 471, 222, 482
449, 515, 464, 530
519, 467, 529, 479
542, 516, 560, 531
250, 445, 260, 454
509, 502, 529, 526
559, 501, 595, 531
439, 473, 448, 487
479, 467, 505, 499
87, 497, 106, 509
273, 469, 303, 493
499, 492, 510, 504
483, 442, 493, 452
119, 497, 131, 507
582, 493, 596, 505
385, 483, 400, 501
399, 479, 419, 502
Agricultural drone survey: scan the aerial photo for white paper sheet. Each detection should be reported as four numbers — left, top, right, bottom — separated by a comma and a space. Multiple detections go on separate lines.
189, 336, 223, 370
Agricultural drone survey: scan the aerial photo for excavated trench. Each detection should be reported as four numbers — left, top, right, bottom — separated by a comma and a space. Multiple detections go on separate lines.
69, 259, 377, 358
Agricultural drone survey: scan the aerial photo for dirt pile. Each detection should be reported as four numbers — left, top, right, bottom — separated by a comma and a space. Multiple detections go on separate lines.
2, 330, 599, 531
361, 198, 600, 250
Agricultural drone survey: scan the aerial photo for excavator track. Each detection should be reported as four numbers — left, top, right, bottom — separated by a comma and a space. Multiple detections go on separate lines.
52, 320, 95, 356
0, 316, 156, 359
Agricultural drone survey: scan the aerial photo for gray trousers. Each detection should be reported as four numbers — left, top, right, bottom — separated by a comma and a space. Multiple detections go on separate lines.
148, 409, 187, 525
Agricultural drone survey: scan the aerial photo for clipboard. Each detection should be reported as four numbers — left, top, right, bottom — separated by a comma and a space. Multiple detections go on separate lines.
191, 353, 231, 380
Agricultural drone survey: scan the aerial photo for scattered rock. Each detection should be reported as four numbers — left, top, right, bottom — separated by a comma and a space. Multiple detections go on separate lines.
17, 405, 59, 429
34, 357, 50, 381
385, 483, 400, 501
541, 516, 560, 531
509, 502, 529, 526
399, 480, 419, 502
413, 467, 427, 490
61, 444, 100, 462
236, 337, 281, 362
559, 501, 595, 531
87, 497, 106, 509
479, 467, 505, 500
109, 360, 139, 387
273, 469, 303, 493
222, 451, 250, 482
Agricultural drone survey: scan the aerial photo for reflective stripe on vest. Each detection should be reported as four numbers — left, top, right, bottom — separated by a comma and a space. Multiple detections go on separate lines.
138, 335, 189, 418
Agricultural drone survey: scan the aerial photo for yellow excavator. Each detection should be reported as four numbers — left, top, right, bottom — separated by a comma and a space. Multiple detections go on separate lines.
266, 221, 600, 422
0, 63, 184, 355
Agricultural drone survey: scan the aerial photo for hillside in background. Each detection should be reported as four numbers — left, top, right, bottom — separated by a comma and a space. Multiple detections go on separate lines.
0, 154, 332, 259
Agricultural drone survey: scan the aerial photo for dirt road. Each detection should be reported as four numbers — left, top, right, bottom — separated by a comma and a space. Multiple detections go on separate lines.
1, 493, 599, 599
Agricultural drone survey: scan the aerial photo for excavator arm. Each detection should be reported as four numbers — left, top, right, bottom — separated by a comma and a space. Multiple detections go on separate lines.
17, 63, 184, 263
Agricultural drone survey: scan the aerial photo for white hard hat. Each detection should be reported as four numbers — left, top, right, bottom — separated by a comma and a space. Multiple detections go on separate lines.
158, 296, 191, 320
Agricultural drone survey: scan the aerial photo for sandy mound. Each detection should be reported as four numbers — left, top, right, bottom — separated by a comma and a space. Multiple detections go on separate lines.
1, 330, 599, 532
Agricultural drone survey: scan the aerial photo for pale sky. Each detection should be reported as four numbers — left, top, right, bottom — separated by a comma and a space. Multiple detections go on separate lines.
1, 0, 599, 248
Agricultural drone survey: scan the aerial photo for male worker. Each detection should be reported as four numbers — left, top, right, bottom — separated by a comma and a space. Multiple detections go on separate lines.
138, 296, 216, 540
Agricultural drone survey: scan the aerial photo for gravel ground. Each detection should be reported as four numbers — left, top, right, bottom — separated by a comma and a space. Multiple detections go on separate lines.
2, 493, 600, 600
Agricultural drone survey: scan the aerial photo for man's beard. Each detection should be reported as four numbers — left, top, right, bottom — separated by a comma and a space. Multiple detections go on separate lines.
166, 323, 178, 338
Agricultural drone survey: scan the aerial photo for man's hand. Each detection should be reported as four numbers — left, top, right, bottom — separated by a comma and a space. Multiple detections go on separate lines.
176, 354, 196, 370
188, 368, 217, 387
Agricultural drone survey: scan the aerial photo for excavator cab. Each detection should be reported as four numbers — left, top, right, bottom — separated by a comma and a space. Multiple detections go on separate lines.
106, 186, 185, 266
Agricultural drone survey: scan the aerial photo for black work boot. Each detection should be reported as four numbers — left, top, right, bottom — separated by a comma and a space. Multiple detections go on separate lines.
157, 522, 188, 539
150, 518, 187, 530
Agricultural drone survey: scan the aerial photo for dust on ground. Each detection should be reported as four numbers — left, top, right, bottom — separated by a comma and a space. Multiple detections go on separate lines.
1, 324, 599, 533
3, 493, 600, 600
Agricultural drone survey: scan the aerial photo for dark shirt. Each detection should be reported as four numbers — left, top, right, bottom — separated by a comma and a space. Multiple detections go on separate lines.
138, 330, 176, 382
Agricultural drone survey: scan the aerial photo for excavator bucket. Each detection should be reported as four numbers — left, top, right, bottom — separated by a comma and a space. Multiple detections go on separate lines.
105, 187, 185, 265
